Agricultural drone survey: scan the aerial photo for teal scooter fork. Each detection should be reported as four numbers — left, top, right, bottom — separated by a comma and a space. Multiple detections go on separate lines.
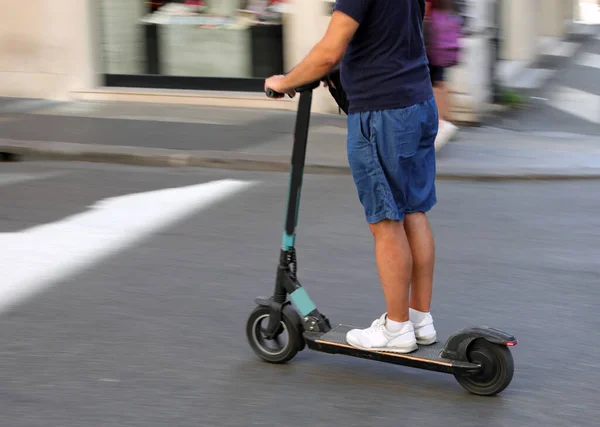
281, 166, 316, 318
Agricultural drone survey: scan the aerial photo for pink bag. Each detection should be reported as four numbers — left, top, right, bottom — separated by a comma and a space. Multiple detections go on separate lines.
426, 10, 462, 67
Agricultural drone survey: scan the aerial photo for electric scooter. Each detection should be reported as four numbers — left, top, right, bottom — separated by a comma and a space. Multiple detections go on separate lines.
246, 74, 517, 397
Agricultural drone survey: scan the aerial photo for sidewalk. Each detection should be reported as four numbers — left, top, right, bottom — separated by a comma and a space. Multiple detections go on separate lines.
2, 99, 600, 180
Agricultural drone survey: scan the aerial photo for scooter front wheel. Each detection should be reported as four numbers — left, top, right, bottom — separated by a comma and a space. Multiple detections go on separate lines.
246, 305, 303, 364
454, 338, 515, 396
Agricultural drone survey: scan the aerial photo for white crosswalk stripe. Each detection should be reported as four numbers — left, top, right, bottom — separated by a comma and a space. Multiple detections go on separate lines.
576, 52, 600, 69
548, 85, 600, 124
0, 179, 256, 314
537, 29, 600, 126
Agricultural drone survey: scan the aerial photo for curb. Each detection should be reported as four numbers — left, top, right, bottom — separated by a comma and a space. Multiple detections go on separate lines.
3, 139, 600, 181
0, 140, 350, 175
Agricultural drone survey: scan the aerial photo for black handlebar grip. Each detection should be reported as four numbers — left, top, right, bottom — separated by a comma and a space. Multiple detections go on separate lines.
265, 88, 284, 98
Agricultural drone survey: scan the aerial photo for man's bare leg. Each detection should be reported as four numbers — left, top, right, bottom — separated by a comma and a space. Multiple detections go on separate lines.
404, 212, 437, 344
369, 219, 412, 322
404, 212, 434, 311
345, 218, 418, 353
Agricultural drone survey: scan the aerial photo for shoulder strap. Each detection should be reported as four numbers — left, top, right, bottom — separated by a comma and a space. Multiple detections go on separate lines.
324, 67, 349, 115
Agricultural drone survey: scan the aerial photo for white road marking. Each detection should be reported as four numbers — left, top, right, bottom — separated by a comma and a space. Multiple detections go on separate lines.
539, 38, 579, 58
550, 41, 579, 58
575, 52, 600, 70
512, 68, 554, 90
0, 172, 69, 187
548, 85, 600, 124
0, 179, 256, 314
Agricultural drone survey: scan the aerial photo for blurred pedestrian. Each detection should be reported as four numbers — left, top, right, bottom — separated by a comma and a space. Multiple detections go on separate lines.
424, 0, 462, 145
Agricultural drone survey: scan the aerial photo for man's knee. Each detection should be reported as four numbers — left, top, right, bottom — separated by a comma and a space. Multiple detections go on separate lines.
404, 211, 431, 230
368, 218, 404, 237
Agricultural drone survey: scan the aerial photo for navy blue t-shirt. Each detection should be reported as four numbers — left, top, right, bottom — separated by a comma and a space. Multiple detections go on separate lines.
334, 0, 433, 114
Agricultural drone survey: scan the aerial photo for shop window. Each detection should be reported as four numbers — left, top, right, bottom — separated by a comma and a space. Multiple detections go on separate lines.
99, 0, 287, 90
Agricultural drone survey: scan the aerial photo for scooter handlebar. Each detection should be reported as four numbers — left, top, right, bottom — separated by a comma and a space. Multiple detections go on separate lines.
265, 88, 285, 99
265, 77, 325, 99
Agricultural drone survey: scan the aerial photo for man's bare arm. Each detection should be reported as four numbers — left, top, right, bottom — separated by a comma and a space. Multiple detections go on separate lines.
276, 11, 359, 92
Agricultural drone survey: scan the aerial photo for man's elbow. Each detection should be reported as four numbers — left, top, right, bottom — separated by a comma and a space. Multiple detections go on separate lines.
320, 51, 342, 72
326, 51, 343, 68
317, 42, 344, 69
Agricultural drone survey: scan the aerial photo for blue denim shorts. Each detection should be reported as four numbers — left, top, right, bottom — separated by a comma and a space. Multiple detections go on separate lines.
347, 96, 439, 224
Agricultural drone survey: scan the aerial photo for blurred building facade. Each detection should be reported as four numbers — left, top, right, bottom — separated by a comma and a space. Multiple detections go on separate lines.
0, 0, 583, 123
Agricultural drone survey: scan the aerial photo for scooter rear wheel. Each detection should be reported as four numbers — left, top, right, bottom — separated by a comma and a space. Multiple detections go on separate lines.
246, 305, 303, 364
454, 338, 514, 396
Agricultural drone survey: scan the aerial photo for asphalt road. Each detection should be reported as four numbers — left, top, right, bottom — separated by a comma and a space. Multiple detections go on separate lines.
1, 161, 599, 427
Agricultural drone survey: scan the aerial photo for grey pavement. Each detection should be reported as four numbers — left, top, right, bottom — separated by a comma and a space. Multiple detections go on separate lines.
3, 99, 600, 178
1, 161, 599, 426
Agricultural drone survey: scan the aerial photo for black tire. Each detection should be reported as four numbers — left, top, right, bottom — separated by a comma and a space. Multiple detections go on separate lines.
454, 338, 515, 396
246, 305, 304, 364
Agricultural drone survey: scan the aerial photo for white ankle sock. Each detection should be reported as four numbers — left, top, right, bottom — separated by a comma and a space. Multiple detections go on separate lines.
409, 308, 429, 324
385, 317, 410, 333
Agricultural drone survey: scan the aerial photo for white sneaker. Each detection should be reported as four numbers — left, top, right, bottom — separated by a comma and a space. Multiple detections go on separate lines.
434, 120, 458, 150
445, 120, 458, 140
346, 313, 418, 353
409, 308, 437, 345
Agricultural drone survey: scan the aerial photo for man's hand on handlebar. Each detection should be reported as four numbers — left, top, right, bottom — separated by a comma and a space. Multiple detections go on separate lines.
264, 75, 296, 99
264, 73, 338, 99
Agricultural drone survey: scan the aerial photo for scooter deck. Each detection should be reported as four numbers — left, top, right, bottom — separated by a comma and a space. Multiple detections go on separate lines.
303, 325, 481, 375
